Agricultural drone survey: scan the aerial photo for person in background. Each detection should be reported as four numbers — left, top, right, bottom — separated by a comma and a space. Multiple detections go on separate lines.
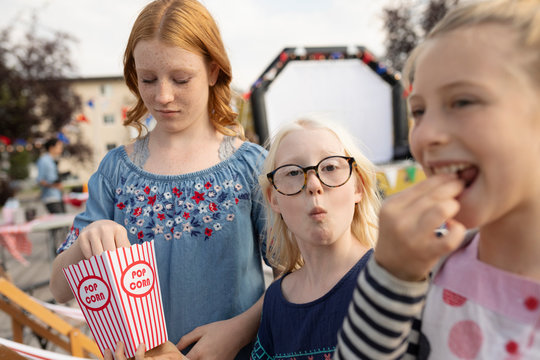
334, 0, 540, 358
251, 117, 380, 360
49, 0, 270, 359
36, 138, 65, 214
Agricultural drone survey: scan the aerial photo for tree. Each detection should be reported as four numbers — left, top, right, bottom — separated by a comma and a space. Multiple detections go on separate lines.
0, 15, 91, 180
382, 0, 460, 72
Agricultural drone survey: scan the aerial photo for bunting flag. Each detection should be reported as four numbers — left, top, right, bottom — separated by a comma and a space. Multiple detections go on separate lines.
57, 132, 70, 144
122, 106, 129, 120
76, 114, 89, 123
0, 135, 12, 145
383, 167, 399, 189
405, 166, 417, 183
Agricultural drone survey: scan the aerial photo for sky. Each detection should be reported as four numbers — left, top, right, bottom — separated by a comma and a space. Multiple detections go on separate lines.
3, 0, 396, 91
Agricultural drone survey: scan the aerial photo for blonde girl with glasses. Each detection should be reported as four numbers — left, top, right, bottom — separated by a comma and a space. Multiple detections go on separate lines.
250, 117, 381, 360
335, 0, 540, 359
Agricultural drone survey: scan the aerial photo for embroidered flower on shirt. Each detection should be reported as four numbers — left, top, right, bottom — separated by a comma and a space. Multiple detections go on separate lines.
191, 191, 205, 204
104, 175, 251, 245
172, 187, 182, 197
152, 223, 164, 234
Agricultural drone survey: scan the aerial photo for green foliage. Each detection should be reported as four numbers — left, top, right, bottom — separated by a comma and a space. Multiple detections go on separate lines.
8, 150, 33, 180
0, 13, 92, 177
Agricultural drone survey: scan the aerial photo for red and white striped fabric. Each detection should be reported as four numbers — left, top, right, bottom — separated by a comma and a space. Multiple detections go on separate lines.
33, 298, 86, 322
0, 223, 33, 266
63, 241, 168, 358
0, 337, 92, 360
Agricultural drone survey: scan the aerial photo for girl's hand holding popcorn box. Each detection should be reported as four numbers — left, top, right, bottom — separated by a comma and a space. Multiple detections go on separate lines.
63, 240, 168, 359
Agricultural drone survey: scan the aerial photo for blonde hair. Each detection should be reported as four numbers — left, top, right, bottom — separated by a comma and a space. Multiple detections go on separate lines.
123, 0, 244, 138
259, 118, 381, 275
403, 0, 540, 90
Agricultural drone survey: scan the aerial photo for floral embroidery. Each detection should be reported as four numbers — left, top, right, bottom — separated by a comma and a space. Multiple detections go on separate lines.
192, 191, 205, 204
60, 174, 251, 249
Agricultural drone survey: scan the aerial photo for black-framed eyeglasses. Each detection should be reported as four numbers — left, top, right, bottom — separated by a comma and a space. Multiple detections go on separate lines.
267, 156, 356, 196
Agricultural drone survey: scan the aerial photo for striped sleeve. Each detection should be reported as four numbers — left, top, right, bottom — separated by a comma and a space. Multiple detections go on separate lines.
334, 257, 429, 360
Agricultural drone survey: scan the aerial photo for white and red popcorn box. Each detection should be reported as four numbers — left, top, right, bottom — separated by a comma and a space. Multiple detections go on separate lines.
63, 240, 168, 358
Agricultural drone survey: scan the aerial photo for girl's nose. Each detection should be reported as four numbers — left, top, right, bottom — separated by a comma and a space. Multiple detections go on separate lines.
410, 111, 450, 155
305, 170, 323, 195
155, 81, 174, 104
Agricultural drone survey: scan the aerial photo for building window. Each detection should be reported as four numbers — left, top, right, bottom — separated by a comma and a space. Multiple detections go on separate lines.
106, 143, 117, 151
100, 84, 112, 96
103, 114, 115, 124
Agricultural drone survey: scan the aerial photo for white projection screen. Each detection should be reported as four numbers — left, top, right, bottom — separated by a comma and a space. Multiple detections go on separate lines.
263, 59, 394, 164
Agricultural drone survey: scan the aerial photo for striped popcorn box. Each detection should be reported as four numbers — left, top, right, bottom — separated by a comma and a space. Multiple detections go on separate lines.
63, 240, 168, 358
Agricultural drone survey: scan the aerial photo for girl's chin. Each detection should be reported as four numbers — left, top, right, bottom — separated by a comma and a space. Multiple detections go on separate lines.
454, 205, 482, 230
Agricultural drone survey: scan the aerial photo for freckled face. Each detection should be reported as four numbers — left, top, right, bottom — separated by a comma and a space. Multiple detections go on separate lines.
408, 25, 540, 228
133, 39, 218, 134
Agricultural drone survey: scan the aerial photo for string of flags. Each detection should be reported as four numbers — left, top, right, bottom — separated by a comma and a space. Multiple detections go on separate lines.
243, 45, 402, 101
377, 162, 424, 197
0, 132, 70, 153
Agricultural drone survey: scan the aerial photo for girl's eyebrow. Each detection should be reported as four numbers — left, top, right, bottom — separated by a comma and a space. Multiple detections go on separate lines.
409, 80, 488, 99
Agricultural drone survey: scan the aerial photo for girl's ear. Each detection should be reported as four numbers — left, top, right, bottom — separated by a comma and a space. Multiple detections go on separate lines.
267, 186, 282, 214
353, 173, 363, 204
208, 61, 219, 86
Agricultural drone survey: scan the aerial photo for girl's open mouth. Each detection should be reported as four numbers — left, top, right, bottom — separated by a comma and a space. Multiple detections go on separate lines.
431, 163, 478, 188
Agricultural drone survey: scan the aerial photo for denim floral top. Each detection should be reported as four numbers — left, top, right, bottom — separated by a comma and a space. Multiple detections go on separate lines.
58, 142, 268, 346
